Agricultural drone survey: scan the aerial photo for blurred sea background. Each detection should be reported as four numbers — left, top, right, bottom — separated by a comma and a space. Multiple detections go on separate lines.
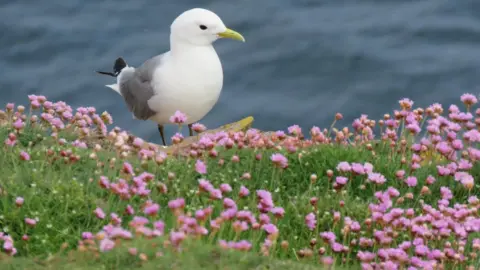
1, 0, 479, 144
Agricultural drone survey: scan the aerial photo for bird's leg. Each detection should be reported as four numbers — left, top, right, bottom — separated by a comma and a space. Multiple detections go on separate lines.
157, 124, 166, 146
188, 123, 193, 137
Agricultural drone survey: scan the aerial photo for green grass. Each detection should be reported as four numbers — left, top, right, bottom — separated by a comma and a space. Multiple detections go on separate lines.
0, 115, 479, 269
0, 240, 332, 270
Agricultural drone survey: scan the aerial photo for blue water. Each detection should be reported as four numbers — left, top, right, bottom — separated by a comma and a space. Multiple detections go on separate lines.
1, 0, 479, 143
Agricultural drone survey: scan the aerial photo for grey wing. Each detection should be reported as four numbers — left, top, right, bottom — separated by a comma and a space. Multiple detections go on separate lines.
118, 55, 164, 120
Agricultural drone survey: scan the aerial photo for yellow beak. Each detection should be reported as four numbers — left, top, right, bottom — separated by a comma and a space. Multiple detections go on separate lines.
217, 28, 245, 42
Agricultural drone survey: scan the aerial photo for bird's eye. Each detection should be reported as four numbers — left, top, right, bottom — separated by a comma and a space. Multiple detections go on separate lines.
199, 25, 207, 30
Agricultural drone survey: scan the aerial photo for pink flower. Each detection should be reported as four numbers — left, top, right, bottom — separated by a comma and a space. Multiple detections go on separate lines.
132, 137, 144, 148
405, 176, 417, 187
125, 205, 135, 216
321, 256, 334, 266
25, 218, 37, 227
19, 151, 30, 161
3, 239, 14, 253
122, 162, 134, 175
305, 213, 316, 230
198, 179, 214, 192
368, 172, 386, 185
399, 98, 413, 109
169, 110, 187, 124
287, 125, 302, 136
82, 232, 93, 239
331, 242, 344, 253
191, 123, 206, 133
13, 119, 24, 130
94, 207, 106, 219
239, 186, 250, 197
15, 197, 24, 207
220, 183, 232, 193
171, 132, 184, 144
144, 203, 160, 216
170, 231, 186, 246
262, 223, 279, 235
320, 232, 336, 243
426, 175, 436, 185
455, 172, 474, 189
461, 93, 478, 105
336, 161, 351, 173
351, 163, 365, 174
464, 129, 480, 142
271, 207, 285, 218
336, 176, 348, 185
168, 198, 185, 210
99, 238, 115, 252
195, 159, 207, 174
154, 220, 165, 234
271, 153, 288, 169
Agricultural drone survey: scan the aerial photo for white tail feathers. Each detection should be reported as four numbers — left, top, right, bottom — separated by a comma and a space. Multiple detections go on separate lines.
106, 84, 121, 95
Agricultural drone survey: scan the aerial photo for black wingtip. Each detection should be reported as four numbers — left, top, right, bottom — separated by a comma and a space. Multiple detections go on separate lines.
96, 57, 128, 78
113, 57, 127, 76
96, 70, 116, 77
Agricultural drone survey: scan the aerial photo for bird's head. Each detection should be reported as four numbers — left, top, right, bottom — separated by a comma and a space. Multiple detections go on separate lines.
170, 8, 245, 46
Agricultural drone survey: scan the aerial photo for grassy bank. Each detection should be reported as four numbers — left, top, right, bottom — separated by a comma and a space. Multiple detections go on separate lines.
0, 94, 479, 269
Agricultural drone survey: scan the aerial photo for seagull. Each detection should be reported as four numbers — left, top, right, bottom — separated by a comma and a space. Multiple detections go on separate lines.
96, 8, 245, 146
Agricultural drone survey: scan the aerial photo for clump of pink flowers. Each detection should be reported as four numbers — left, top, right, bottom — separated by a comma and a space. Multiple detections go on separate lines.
0, 93, 479, 269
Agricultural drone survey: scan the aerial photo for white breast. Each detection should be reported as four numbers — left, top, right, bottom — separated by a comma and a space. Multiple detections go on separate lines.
148, 46, 224, 125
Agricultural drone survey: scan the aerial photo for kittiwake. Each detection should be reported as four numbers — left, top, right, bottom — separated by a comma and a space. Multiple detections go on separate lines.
96, 8, 245, 146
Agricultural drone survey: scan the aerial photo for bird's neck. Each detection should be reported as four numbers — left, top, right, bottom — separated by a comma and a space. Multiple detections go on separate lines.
170, 35, 217, 59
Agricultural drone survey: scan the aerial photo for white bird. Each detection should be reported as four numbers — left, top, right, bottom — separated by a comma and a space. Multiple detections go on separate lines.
96, 8, 245, 146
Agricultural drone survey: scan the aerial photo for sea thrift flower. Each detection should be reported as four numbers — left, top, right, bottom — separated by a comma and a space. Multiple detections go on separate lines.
191, 123, 206, 133
305, 213, 316, 230
262, 223, 279, 236
368, 172, 386, 185
170, 231, 186, 246
336, 176, 348, 185
154, 220, 165, 234
168, 198, 185, 210
405, 176, 417, 187
198, 179, 214, 192
82, 232, 93, 240
99, 238, 115, 252
125, 205, 135, 216
270, 153, 288, 169
169, 110, 187, 124
461, 93, 478, 106
336, 161, 351, 173
320, 232, 336, 243
220, 183, 232, 193
144, 203, 160, 216
321, 256, 334, 266
239, 186, 249, 197
195, 159, 207, 174
426, 175, 436, 185
94, 207, 106, 219
25, 218, 37, 227
271, 207, 285, 218
15, 197, 24, 207
122, 162, 134, 175
351, 163, 365, 174
19, 151, 30, 161
132, 137, 144, 148
287, 124, 302, 136
171, 133, 184, 144
455, 172, 474, 189
13, 119, 24, 130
